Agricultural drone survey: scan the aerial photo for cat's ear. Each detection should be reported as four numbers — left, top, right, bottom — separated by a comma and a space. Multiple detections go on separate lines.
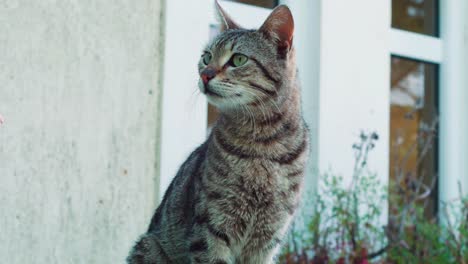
215, 0, 241, 31
259, 5, 294, 51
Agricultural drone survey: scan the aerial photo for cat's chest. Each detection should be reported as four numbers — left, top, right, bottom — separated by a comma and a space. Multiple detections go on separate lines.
242, 161, 288, 189
220, 160, 299, 253
226, 160, 294, 203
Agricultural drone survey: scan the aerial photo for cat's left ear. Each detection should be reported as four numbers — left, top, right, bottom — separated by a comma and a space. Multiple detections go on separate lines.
215, 0, 241, 31
259, 5, 294, 51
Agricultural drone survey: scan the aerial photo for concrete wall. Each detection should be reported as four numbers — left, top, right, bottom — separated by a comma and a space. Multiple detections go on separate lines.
0, 1, 165, 263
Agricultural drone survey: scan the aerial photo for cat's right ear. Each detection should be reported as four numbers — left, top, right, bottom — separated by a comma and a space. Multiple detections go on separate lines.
259, 5, 294, 52
215, 0, 240, 31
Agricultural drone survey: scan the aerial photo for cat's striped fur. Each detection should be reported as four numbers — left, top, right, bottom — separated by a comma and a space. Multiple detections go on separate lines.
128, 3, 309, 263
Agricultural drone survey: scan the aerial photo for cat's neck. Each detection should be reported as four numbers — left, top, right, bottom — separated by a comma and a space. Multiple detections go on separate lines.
216, 82, 302, 139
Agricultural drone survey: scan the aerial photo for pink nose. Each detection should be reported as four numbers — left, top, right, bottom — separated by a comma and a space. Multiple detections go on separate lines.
201, 67, 218, 85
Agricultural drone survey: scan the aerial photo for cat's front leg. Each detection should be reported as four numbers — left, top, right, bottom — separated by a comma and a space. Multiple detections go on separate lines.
238, 217, 290, 264
188, 223, 234, 264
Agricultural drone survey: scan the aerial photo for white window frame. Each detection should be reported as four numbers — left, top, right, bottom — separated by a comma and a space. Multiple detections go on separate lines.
389, 28, 442, 218
389, 2, 468, 218
390, 29, 442, 63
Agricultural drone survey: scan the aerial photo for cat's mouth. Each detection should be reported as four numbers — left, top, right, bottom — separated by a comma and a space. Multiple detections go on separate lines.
204, 86, 224, 98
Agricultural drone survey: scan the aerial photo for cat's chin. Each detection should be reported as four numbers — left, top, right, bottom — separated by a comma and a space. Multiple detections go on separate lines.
206, 96, 247, 113
206, 97, 233, 110
201, 83, 256, 110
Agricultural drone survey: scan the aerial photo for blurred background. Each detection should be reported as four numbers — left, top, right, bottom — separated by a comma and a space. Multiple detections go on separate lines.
1, 0, 467, 263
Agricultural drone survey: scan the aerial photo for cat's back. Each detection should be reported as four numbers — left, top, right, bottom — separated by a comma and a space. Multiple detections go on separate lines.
128, 143, 208, 263
148, 142, 208, 232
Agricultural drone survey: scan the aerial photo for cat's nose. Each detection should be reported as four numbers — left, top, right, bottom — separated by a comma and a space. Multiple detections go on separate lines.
201, 67, 218, 85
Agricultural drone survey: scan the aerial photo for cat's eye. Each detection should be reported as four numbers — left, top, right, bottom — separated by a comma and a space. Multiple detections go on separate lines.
231, 54, 248, 67
202, 52, 212, 65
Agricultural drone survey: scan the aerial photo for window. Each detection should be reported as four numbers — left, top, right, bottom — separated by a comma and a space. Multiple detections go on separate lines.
225, 0, 277, 9
392, 0, 439, 36
390, 0, 441, 218
389, 57, 439, 217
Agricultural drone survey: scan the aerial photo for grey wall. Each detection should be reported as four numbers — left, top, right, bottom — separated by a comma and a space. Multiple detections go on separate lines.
0, 0, 165, 263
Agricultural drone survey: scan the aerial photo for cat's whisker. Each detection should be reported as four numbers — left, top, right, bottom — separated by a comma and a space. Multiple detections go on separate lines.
243, 103, 257, 139
187, 87, 204, 117
240, 88, 271, 127
229, 96, 243, 121
266, 94, 283, 115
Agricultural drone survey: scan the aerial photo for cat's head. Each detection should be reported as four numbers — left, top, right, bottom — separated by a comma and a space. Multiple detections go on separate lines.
198, 1, 295, 111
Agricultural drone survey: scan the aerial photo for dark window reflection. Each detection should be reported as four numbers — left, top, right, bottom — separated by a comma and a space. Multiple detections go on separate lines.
389, 56, 438, 219
392, 0, 439, 36
225, 0, 277, 9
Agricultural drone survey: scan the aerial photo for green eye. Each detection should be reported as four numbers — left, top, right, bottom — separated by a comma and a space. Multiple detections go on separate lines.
231, 54, 248, 67
202, 52, 212, 65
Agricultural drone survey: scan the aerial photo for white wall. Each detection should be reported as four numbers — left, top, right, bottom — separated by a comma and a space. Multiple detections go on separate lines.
317, 0, 391, 187
0, 0, 164, 263
464, 1, 468, 195
281, 0, 322, 194
159, 0, 210, 196
439, 0, 468, 206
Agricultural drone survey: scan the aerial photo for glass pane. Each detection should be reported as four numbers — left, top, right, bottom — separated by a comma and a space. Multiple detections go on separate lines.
392, 0, 439, 36
389, 57, 438, 218
225, 0, 277, 9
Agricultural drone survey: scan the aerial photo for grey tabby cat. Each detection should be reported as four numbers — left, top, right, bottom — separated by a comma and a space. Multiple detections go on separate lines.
128, 2, 309, 263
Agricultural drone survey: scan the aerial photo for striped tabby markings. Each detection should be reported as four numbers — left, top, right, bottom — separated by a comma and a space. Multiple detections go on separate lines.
286, 169, 303, 178
249, 57, 280, 84
255, 122, 297, 144
215, 31, 240, 51
213, 130, 252, 159
207, 191, 222, 200
194, 210, 231, 246
132, 255, 144, 264
248, 229, 279, 252
215, 128, 307, 165
189, 239, 208, 252
200, 167, 228, 202
283, 182, 301, 214
258, 112, 283, 126
207, 223, 231, 246
133, 236, 171, 262
206, 156, 229, 178
277, 191, 299, 214
182, 171, 199, 222
228, 33, 243, 52
247, 81, 277, 97
148, 178, 176, 230
289, 182, 300, 193
195, 212, 210, 225
154, 239, 171, 261
272, 136, 307, 164
133, 238, 150, 254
